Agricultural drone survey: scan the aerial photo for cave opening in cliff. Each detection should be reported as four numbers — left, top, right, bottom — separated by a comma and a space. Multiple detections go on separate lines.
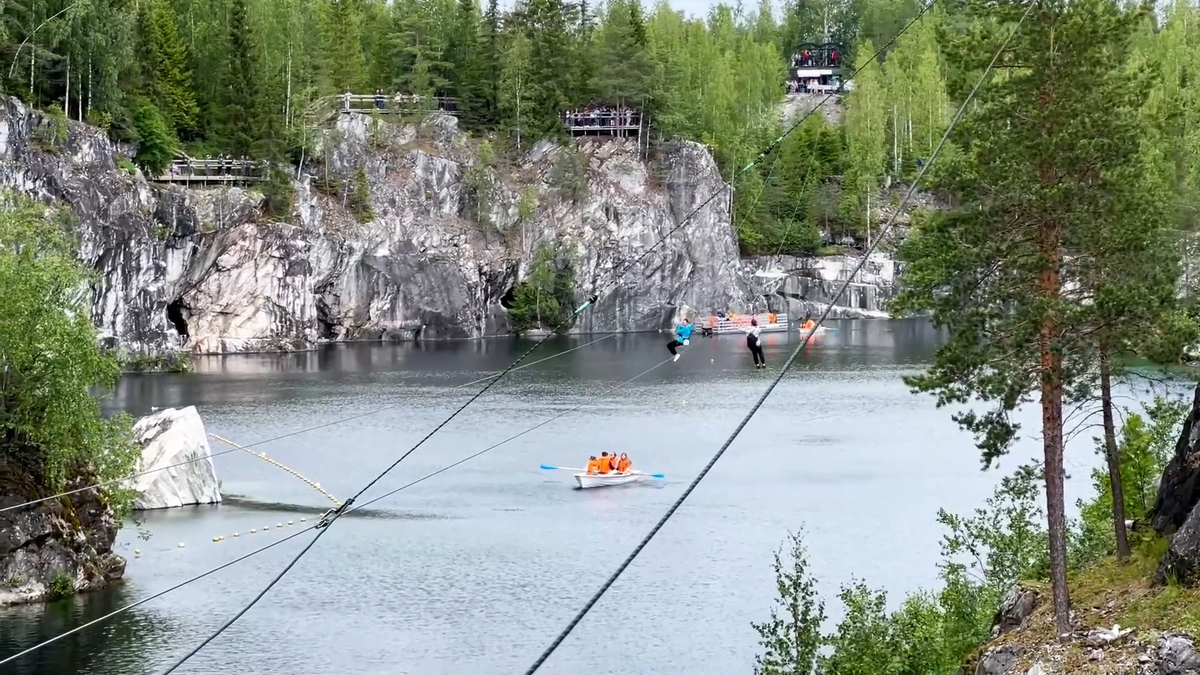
166, 299, 189, 339
500, 286, 516, 309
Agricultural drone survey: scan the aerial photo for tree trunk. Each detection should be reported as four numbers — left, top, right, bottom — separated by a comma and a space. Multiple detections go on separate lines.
1038, 218, 1071, 637
1099, 336, 1131, 561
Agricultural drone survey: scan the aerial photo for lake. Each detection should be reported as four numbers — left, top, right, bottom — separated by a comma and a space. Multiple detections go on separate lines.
0, 319, 1171, 675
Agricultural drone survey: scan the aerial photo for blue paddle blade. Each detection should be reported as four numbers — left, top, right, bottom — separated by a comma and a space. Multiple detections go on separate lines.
539, 464, 558, 470
650, 473, 665, 478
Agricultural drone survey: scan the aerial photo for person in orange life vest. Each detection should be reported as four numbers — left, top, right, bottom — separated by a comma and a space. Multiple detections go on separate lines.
608, 453, 620, 472
586, 456, 600, 474
802, 312, 816, 331
596, 452, 612, 474
617, 453, 632, 473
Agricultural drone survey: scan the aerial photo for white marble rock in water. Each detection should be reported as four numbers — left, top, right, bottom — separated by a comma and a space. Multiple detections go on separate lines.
129, 406, 221, 510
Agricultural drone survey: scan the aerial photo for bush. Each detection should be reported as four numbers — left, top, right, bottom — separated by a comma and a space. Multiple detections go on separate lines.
508, 242, 577, 334
132, 99, 177, 176
0, 193, 140, 514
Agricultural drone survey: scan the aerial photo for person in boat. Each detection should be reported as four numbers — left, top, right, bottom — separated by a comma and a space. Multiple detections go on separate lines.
802, 313, 816, 331
597, 451, 613, 474
608, 452, 620, 473
742, 318, 766, 369
616, 453, 632, 473
586, 455, 600, 474
666, 318, 694, 362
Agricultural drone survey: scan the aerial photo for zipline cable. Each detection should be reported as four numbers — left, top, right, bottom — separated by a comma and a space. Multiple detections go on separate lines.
158, 355, 674, 674
3, 355, 674, 668
0, 333, 620, 515
520, 4, 1035, 672
155, 8, 946, 672
0, 525, 319, 669
4, 1, 916, 520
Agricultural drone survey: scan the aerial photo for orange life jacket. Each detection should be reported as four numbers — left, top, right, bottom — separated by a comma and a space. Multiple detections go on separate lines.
586, 459, 599, 474
597, 457, 612, 474
617, 457, 631, 472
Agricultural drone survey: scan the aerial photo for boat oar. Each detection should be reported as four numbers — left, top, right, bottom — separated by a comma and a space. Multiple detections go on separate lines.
540, 464, 586, 472
631, 470, 666, 479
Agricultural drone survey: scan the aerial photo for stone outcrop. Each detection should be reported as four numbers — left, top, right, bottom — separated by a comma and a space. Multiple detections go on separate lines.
0, 97, 753, 356
1150, 382, 1200, 584
0, 477, 125, 606
129, 406, 221, 510
747, 252, 896, 319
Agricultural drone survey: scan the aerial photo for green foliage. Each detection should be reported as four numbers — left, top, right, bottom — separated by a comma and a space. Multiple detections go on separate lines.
260, 165, 297, 221
549, 146, 589, 205
751, 530, 825, 675
756, 468, 1052, 675
131, 100, 176, 176
350, 167, 374, 222
34, 104, 69, 150
47, 573, 74, 601
119, 351, 194, 373
507, 242, 577, 334
137, 0, 199, 137
1073, 397, 1188, 568
0, 193, 139, 514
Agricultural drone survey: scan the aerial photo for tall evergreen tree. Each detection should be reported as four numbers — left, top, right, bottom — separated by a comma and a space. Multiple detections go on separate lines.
893, 0, 1161, 635
137, 0, 200, 137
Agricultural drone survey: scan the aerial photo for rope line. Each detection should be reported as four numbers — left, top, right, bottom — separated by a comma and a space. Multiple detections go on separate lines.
4, 357, 673, 668
2, 9, 913, 520
0, 524, 319, 669
0, 333, 620, 515
154, 9, 946, 672
520, 3, 1034, 671
157, 356, 674, 674
209, 433, 343, 507
22, 12, 942, 671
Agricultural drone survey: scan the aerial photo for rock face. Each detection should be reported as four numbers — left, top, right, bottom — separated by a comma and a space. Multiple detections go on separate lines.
0, 97, 751, 355
129, 406, 221, 510
0, 477, 125, 606
1149, 383, 1200, 584
746, 252, 897, 319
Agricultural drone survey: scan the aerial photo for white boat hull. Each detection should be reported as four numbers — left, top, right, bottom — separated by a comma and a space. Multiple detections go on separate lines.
574, 472, 645, 489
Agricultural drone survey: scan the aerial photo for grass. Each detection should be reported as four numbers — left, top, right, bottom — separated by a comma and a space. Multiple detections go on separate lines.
990, 536, 1200, 673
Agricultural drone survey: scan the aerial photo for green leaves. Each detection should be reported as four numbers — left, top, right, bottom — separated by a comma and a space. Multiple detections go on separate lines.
0, 193, 139, 511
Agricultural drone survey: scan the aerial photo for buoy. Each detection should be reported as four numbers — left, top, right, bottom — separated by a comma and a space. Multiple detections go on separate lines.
250, 528, 257, 533
287, 520, 294, 526
178, 542, 185, 548
212, 536, 220, 542
134, 549, 141, 555
300, 518, 306, 523
277, 523, 283, 528
234, 532, 240, 537
264, 525, 271, 530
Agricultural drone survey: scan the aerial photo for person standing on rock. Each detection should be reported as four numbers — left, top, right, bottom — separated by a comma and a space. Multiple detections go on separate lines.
666, 318, 693, 362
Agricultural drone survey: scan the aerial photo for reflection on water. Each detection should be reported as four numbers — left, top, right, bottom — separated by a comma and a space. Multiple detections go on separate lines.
0, 585, 176, 675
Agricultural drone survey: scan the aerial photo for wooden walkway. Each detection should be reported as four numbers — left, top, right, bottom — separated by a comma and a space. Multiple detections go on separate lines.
151, 158, 267, 185
563, 109, 643, 137
306, 94, 460, 123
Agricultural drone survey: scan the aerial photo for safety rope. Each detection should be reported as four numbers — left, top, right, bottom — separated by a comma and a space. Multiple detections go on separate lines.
156, 9, 952, 672
521, 5, 1035, 672
3, 355, 675, 669
209, 433, 343, 508
0, 333, 620, 515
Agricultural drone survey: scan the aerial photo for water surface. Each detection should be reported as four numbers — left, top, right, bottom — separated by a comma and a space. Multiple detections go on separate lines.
0, 320, 1168, 675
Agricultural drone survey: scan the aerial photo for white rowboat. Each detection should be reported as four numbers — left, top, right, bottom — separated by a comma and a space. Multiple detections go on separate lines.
574, 471, 646, 489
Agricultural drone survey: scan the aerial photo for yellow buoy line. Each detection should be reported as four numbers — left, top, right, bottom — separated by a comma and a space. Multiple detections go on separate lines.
130, 517, 316, 558
208, 433, 342, 507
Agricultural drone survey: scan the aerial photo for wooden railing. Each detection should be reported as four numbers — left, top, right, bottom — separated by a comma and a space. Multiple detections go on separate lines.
307, 93, 461, 123
151, 158, 268, 184
693, 313, 791, 336
563, 110, 643, 136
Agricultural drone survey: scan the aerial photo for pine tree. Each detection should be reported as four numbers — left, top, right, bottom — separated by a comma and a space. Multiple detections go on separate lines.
840, 39, 887, 241
892, 0, 1163, 635
136, 0, 200, 137
220, 0, 257, 157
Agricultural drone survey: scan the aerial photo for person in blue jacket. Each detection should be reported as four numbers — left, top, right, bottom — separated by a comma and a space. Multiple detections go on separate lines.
666, 318, 693, 361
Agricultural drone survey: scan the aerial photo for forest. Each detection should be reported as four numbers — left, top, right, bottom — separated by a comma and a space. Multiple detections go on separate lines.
3, 0, 1200, 254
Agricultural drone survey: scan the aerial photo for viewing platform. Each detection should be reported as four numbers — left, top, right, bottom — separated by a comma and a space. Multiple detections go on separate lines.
563, 108, 643, 138
787, 42, 845, 94
308, 93, 460, 123
151, 156, 267, 185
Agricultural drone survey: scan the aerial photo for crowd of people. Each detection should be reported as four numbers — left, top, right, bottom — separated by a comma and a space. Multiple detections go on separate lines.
343, 90, 458, 112
563, 106, 641, 129
790, 46, 840, 69
786, 77, 842, 94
